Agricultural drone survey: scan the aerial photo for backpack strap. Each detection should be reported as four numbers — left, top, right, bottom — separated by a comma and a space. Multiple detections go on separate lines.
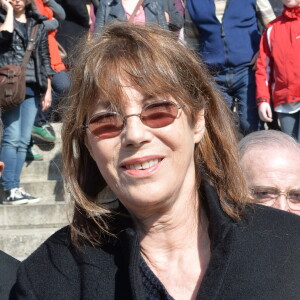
21, 24, 39, 69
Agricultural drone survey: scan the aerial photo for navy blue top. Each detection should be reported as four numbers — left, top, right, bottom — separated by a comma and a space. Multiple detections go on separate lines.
187, 0, 261, 71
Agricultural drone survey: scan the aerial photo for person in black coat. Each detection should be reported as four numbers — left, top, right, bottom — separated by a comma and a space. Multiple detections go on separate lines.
0, 250, 19, 300
11, 23, 300, 299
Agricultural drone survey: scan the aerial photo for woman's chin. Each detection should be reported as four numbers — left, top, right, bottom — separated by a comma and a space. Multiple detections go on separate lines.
118, 189, 173, 213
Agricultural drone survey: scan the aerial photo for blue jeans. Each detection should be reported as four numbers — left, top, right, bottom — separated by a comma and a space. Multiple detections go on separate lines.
35, 70, 70, 125
1, 96, 39, 191
277, 111, 300, 142
213, 66, 262, 135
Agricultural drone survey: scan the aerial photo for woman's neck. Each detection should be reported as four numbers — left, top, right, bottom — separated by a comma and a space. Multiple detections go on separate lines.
14, 11, 26, 23
136, 192, 211, 300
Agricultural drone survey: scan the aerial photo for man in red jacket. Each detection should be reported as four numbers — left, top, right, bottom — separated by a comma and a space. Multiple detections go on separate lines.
256, 0, 300, 142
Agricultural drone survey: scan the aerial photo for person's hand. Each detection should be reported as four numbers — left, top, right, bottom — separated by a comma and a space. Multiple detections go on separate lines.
258, 102, 273, 122
1, 0, 13, 12
164, 12, 170, 23
41, 88, 52, 111
41, 78, 52, 111
41, 94, 52, 111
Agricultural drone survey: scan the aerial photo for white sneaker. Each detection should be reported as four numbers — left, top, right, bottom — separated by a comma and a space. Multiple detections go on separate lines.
3, 188, 28, 205
18, 188, 40, 204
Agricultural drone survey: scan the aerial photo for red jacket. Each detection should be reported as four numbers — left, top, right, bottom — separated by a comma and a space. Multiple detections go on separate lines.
255, 6, 300, 108
35, 0, 66, 72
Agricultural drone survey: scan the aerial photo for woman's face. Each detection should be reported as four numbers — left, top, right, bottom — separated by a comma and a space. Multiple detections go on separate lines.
11, 0, 26, 13
85, 85, 205, 215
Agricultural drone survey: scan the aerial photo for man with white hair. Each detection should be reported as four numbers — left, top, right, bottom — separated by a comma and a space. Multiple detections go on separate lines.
239, 130, 300, 216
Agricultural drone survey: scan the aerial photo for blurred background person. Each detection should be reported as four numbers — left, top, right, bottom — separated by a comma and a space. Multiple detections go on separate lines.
269, 0, 284, 15
256, 0, 300, 142
186, 0, 276, 136
0, 0, 53, 204
55, 0, 90, 67
239, 130, 300, 216
27, 0, 71, 161
94, 0, 183, 33
163, 0, 184, 32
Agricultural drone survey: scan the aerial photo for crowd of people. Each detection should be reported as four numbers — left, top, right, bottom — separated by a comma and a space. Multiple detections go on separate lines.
0, 0, 299, 299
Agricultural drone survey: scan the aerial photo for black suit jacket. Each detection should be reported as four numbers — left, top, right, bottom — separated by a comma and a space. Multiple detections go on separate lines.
10, 184, 300, 299
0, 251, 19, 300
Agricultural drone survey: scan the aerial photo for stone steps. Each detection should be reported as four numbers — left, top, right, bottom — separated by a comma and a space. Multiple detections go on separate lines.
0, 202, 70, 229
0, 227, 64, 260
21, 159, 62, 181
0, 123, 70, 260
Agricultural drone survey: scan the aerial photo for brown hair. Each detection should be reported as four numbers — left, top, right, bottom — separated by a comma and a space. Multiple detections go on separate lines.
62, 23, 248, 246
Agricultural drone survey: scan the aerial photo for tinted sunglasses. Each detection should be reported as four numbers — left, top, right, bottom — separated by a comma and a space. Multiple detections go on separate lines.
84, 100, 185, 139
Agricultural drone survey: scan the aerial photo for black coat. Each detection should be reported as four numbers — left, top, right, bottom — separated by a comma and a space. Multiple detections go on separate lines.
10, 184, 300, 299
0, 251, 19, 300
0, 9, 53, 92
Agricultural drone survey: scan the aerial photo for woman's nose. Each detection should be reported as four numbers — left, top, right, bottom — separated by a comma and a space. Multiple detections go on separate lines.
122, 116, 152, 147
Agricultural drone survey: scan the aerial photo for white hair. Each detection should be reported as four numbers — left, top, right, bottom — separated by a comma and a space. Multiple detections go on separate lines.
238, 130, 300, 159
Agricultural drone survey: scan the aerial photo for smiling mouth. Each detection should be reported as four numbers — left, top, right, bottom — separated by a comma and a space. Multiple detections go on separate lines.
124, 159, 162, 170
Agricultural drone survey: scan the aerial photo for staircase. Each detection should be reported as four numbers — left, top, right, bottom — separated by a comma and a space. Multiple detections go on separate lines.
0, 123, 70, 260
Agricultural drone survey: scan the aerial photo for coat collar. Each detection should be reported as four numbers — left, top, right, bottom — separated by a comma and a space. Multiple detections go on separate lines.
283, 5, 300, 19
67, 182, 237, 299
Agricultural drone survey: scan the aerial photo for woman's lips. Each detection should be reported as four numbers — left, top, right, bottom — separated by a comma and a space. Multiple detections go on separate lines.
124, 159, 161, 170
120, 156, 164, 176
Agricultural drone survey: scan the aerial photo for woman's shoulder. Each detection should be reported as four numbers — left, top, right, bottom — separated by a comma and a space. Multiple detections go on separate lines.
240, 204, 300, 235
11, 226, 130, 299
21, 226, 77, 273
234, 204, 300, 254
218, 206, 300, 298
19, 225, 122, 278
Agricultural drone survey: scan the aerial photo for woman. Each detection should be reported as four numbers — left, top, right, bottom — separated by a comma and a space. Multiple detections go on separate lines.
0, 0, 53, 204
94, 0, 183, 33
11, 24, 300, 299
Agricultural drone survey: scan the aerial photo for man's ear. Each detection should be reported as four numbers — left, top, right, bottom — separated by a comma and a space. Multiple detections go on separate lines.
0, 161, 4, 177
193, 109, 205, 144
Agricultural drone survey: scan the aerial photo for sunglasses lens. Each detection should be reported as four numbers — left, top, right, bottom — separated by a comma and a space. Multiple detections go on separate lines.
142, 101, 179, 128
88, 113, 123, 138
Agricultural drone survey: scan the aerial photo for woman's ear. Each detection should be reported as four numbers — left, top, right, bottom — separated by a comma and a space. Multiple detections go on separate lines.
193, 110, 205, 144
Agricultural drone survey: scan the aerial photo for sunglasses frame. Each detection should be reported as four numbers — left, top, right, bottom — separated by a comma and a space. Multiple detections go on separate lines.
250, 186, 300, 211
83, 99, 185, 138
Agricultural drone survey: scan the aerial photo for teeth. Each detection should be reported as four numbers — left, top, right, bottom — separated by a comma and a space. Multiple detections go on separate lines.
126, 159, 159, 170
141, 161, 150, 169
